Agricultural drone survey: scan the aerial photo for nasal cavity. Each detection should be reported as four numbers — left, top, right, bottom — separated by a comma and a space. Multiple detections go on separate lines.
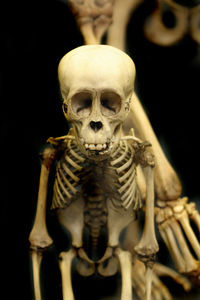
90, 121, 103, 132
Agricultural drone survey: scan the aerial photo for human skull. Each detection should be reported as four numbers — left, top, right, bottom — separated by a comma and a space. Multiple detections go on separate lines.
58, 45, 135, 160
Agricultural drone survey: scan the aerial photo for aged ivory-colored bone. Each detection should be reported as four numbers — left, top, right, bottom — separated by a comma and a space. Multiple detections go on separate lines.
115, 248, 133, 300
106, 0, 144, 51
131, 258, 191, 300
190, 5, 200, 44
153, 263, 192, 292
134, 165, 158, 300
31, 251, 43, 300
156, 199, 200, 275
129, 94, 182, 201
144, 0, 189, 46
29, 147, 56, 300
135, 165, 158, 258
59, 249, 76, 300
68, 0, 114, 44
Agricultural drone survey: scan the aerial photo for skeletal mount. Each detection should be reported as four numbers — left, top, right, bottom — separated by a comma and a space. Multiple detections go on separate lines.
29, 45, 159, 300
29, 2, 200, 299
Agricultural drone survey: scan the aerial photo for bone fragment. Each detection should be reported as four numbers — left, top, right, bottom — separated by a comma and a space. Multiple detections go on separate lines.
190, 5, 200, 44
29, 148, 55, 250
169, 218, 199, 273
135, 166, 159, 260
107, 0, 144, 51
132, 259, 172, 300
154, 263, 192, 292
76, 247, 95, 276
98, 246, 113, 263
98, 256, 119, 277
186, 202, 200, 232
115, 248, 132, 300
145, 267, 153, 300
129, 93, 182, 201
59, 249, 76, 300
29, 148, 55, 300
31, 251, 43, 300
144, 0, 189, 46
159, 222, 186, 273
174, 208, 200, 260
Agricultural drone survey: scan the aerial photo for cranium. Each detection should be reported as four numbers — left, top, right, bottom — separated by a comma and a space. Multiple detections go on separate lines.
58, 45, 135, 160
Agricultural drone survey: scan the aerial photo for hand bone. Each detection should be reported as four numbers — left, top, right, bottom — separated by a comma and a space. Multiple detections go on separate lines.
155, 197, 200, 281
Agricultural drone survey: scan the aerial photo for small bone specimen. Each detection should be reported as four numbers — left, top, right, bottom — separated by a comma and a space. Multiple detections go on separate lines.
144, 0, 200, 46
29, 45, 159, 299
29, 1, 200, 299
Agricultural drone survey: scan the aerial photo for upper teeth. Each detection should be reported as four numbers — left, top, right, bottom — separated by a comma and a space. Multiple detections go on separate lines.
85, 143, 107, 151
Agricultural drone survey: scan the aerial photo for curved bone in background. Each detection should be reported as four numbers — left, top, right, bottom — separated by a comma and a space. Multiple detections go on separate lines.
190, 4, 200, 44
106, 0, 144, 51
144, 0, 189, 46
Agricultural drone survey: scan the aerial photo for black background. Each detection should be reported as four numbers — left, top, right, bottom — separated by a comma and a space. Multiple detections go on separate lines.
1, 0, 200, 299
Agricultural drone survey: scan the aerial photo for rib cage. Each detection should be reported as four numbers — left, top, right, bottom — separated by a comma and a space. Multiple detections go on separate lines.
51, 139, 87, 209
110, 140, 141, 210
52, 133, 142, 212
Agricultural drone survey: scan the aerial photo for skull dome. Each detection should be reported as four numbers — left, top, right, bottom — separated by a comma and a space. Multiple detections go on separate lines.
58, 45, 136, 160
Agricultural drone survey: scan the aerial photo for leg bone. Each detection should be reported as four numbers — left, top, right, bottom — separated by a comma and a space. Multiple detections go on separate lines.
59, 249, 76, 300
115, 248, 132, 300
31, 250, 43, 300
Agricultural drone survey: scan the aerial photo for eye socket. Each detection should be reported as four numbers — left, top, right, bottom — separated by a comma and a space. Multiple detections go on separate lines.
71, 92, 92, 117
100, 92, 121, 117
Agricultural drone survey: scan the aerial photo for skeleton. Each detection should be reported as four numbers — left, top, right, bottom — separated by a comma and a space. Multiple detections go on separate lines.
29, 2, 200, 299
29, 45, 160, 300
67, 0, 200, 288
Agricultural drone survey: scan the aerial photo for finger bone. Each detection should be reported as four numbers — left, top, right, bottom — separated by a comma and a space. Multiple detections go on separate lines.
174, 209, 200, 260
159, 222, 186, 273
169, 217, 199, 273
